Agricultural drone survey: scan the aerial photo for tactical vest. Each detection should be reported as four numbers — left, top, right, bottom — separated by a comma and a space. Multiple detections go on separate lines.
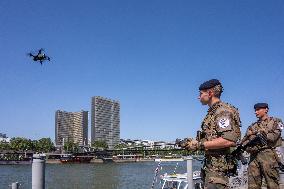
246, 117, 282, 151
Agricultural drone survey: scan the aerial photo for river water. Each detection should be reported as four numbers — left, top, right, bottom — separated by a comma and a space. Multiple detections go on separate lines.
0, 160, 202, 189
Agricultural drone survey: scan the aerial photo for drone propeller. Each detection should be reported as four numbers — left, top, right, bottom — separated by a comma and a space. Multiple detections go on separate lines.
39, 48, 44, 54
26, 53, 33, 57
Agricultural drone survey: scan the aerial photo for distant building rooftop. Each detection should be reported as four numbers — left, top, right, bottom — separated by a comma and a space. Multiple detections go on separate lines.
0, 133, 7, 138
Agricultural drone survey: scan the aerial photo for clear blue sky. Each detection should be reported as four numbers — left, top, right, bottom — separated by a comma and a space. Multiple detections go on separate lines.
0, 0, 283, 141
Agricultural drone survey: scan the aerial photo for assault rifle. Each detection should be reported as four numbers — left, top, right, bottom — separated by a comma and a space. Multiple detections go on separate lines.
279, 161, 284, 172
231, 132, 267, 165
176, 131, 205, 148
175, 138, 192, 148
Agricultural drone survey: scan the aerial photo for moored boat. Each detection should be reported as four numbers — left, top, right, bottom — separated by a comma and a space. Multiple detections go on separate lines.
160, 171, 202, 189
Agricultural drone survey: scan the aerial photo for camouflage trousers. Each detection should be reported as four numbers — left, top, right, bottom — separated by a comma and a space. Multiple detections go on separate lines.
202, 170, 228, 189
202, 154, 236, 189
248, 149, 279, 189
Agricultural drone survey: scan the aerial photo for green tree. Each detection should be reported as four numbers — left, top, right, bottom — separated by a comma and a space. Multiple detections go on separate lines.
10, 137, 33, 151
64, 140, 79, 153
92, 140, 108, 150
0, 141, 10, 150
34, 138, 55, 152
114, 143, 128, 150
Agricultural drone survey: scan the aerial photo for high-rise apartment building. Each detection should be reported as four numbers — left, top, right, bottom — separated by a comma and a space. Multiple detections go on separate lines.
55, 110, 88, 146
91, 96, 120, 149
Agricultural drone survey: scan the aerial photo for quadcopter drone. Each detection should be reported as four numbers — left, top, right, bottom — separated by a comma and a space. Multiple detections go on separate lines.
27, 48, 51, 65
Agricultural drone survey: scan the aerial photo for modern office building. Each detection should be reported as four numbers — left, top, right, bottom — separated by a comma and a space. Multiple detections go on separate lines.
91, 96, 120, 149
55, 110, 88, 146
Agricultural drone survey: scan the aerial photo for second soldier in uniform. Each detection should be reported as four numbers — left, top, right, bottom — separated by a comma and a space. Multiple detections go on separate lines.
242, 103, 283, 189
184, 79, 241, 189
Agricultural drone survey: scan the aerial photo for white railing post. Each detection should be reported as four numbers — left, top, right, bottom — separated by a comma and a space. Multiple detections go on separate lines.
11, 182, 19, 189
186, 156, 193, 189
32, 154, 45, 189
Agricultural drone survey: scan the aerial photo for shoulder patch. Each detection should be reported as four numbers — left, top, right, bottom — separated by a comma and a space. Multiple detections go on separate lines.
218, 117, 230, 128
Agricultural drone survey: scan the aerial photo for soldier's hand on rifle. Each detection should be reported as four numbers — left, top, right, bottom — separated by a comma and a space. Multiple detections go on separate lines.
241, 139, 250, 146
184, 139, 199, 151
176, 138, 190, 148
176, 138, 204, 151
258, 128, 267, 135
247, 129, 257, 137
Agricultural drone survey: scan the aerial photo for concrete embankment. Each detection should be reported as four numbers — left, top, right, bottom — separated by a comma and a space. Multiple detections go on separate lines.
46, 159, 61, 164
46, 158, 104, 164
113, 158, 154, 163
45, 158, 154, 164
138, 158, 154, 162
90, 159, 104, 163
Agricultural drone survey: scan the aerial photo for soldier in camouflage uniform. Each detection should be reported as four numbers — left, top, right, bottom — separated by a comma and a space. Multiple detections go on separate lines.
242, 103, 283, 189
184, 79, 241, 189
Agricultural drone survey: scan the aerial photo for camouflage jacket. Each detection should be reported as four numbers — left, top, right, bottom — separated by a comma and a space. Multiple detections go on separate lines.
243, 117, 283, 154
198, 101, 242, 155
